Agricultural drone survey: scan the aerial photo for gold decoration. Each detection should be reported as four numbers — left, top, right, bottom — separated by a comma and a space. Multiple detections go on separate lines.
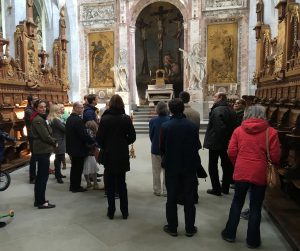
207, 23, 238, 84
88, 31, 114, 88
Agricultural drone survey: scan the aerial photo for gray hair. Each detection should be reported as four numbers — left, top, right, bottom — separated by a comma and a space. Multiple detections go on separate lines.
243, 105, 266, 120
73, 101, 83, 109
156, 101, 169, 116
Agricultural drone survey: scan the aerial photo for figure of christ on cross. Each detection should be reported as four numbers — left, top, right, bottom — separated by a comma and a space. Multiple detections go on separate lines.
151, 6, 173, 68
169, 13, 183, 73
136, 18, 151, 75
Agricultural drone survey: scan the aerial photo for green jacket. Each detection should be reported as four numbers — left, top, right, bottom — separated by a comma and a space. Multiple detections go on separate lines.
31, 114, 56, 154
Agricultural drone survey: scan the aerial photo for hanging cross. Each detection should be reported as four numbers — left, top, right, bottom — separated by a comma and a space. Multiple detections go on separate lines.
151, 6, 173, 68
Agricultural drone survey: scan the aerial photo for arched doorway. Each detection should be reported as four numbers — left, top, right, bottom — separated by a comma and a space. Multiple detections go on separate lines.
135, 2, 184, 104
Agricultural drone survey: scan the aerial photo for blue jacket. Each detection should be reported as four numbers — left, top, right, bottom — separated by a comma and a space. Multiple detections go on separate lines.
160, 115, 201, 175
83, 104, 97, 123
149, 115, 170, 155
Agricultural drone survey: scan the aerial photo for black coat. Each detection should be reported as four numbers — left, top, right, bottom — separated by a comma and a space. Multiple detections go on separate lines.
96, 108, 136, 174
160, 115, 201, 175
65, 113, 95, 157
203, 101, 236, 150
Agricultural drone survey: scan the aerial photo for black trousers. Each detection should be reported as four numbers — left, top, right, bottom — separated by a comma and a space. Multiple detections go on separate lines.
165, 172, 197, 232
208, 149, 233, 193
34, 153, 51, 205
106, 172, 128, 216
54, 153, 64, 179
29, 138, 37, 181
70, 156, 85, 191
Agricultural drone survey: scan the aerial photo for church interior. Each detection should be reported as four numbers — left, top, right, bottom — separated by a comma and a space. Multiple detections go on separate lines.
0, 0, 300, 250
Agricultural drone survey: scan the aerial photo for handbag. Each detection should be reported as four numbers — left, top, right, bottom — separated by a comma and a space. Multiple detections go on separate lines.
266, 128, 280, 188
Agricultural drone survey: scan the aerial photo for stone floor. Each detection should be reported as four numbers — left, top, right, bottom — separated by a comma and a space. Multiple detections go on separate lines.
0, 134, 292, 251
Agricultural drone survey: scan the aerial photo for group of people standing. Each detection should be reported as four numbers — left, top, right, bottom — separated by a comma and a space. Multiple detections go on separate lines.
23, 94, 136, 219
149, 91, 280, 249
22, 90, 281, 248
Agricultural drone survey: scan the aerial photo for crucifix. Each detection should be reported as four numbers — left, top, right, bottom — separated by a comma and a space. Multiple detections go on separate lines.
136, 18, 151, 75
151, 6, 173, 68
169, 13, 183, 73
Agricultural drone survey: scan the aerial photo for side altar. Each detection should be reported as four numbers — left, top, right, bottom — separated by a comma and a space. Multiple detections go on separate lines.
145, 69, 174, 106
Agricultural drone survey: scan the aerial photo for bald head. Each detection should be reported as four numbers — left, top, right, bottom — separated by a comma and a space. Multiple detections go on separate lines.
73, 101, 84, 115
213, 92, 227, 104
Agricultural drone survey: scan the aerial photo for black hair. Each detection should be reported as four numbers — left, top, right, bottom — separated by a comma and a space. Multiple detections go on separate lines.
168, 98, 184, 115
179, 91, 190, 103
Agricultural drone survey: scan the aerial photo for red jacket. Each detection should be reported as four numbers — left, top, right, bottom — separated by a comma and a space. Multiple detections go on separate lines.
228, 118, 281, 186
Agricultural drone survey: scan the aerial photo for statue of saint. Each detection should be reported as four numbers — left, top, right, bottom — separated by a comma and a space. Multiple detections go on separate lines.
179, 44, 206, 90
111, 50, 129, 92
256, 0, 264, 24
59, 7, 66, 40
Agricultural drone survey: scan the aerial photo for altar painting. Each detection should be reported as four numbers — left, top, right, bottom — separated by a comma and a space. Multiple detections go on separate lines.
207, 23, 238, 84
89, 31, 114, 88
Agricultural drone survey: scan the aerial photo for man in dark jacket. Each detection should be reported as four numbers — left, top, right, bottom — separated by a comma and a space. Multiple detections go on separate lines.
83, 94, 98, 123
204, 92, 236, 196
66, 102, 95, 192
160, 98, 200, 237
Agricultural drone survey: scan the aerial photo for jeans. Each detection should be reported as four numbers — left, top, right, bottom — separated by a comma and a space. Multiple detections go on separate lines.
106, 172, 128, 216
208, 149, 233, 193
34, 153, 51, 205
54, 153, 65, 179
165, 172, 197, 232
222, 182, 266, 247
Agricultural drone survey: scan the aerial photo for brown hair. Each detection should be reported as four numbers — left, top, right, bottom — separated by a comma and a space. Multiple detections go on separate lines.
109, 94, 124, 111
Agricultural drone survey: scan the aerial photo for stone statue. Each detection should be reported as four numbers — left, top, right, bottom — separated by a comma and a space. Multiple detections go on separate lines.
256, 0, 264, 24
59, 7, 66, 41
179, 44, 206, 90
111, 50, 129, 92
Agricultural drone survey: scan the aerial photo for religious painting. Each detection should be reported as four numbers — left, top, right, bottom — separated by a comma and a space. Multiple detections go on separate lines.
88, 31, 114, 88
135, 2, 184, 100
207, 22, 238, 84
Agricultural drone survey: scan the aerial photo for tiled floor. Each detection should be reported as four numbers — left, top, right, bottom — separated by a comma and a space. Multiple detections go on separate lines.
0, 134, 292, 251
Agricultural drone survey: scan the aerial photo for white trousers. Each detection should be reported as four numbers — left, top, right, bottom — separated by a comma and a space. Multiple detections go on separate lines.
151, 154, 166, 195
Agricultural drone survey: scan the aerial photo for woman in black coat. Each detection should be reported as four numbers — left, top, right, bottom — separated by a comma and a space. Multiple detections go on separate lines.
96, 94, 136, 220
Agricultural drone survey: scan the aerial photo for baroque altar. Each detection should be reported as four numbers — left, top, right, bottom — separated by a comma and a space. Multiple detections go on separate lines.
145, 69, 173, 106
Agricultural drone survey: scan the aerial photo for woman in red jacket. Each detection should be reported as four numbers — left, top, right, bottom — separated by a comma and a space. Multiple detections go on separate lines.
221, 105, 281, 249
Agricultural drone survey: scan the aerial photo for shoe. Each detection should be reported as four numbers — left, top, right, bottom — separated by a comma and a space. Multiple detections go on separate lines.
86, 183, 93, 189
221, 230, 235, 243
38, 202, 56, 209
34, 200, 49, 207
71, 187, 87, 193
107, 212, 114, 220
29, 179, 35, 184
163, 225, 178, 237
207, 189, 222, 196
60, 175, 66, 179
115, 193, 119, 199
153, 192, 161, 196
247, 243, 260, 249
185, 226, 198, 237
97, 173, 103, 177
122, 214, 128, 220
240, 208, 250, 220
62, 166, 66, 170
49, 169, 55, 174
57, 178, 64, 184
0, 222, 6, 228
